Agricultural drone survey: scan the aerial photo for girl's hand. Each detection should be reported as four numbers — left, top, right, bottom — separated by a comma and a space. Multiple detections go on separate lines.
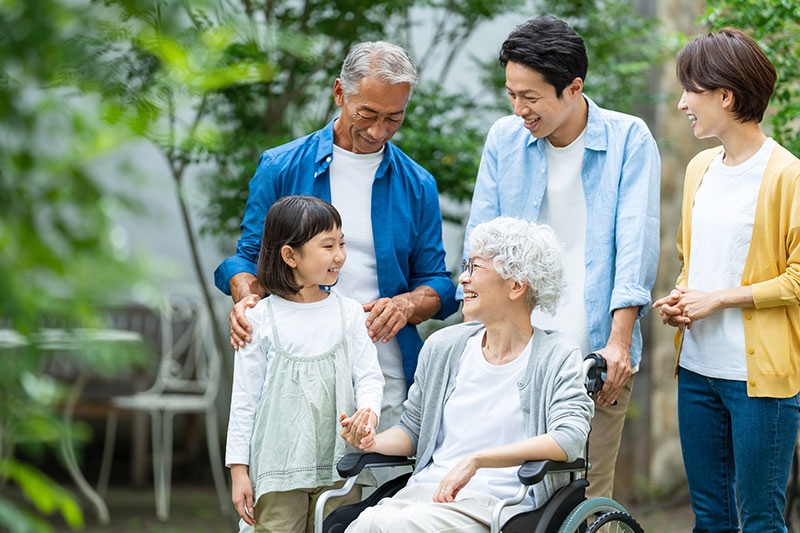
230, 464, 256, 526
433, 455, 478, 503
340, 408, 377, 450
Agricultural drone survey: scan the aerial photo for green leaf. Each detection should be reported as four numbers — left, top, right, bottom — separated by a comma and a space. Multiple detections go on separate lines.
0, 497, 54, 533
0, 459, 84, 528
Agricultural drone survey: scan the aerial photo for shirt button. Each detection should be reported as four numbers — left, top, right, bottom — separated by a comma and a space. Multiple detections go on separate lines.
541, 168, 546, 174
749, 380, 756, 387
533, 201, 538, 207
744, 313, 752, 320
314, 171, 318, 178
517, 381, 524, 388
326, 156, 331, 163
742, 280, 749, 285
747, 348, 755, 355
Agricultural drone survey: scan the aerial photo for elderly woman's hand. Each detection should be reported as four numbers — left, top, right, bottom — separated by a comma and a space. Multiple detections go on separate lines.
339, 408, 378, 450
433, 455, 478, 503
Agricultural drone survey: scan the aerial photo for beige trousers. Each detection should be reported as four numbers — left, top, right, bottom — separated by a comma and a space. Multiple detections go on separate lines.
252, 480, 362, 533
345, 483, 503, 533
585, 375, 634, 499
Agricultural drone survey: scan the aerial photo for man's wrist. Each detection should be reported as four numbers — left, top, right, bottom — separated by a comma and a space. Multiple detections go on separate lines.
230, 272, 262, 303
393, 293, 415, 321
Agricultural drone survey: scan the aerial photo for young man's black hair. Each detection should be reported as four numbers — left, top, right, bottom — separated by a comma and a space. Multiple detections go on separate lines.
499, 16, 588, 97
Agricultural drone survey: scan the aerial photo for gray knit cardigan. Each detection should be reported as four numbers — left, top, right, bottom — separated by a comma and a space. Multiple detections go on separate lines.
396, 321, 594, 507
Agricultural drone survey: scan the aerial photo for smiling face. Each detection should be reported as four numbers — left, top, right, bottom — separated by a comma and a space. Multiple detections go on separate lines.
459, 255, 518, 323
332, 76, 410, 154
287, 228, 346, 291
504, 61, 587, 147
677, 87, 733, 140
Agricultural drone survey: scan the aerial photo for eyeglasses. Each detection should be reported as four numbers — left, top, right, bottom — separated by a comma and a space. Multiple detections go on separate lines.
461, 258, 487, 277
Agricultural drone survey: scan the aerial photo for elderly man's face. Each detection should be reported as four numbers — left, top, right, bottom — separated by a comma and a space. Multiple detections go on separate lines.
332, 76, 410, 154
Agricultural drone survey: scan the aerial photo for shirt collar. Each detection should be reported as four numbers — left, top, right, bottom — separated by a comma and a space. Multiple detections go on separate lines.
315, 117, 394, 179
525, 94, 607, 152
315, 118, 337, 164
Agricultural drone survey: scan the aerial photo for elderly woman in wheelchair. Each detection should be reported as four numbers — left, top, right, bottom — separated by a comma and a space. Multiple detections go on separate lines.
323, 217, 641, 533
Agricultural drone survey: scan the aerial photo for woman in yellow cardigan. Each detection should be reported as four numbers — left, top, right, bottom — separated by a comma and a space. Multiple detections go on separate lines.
655, 29, 800, 532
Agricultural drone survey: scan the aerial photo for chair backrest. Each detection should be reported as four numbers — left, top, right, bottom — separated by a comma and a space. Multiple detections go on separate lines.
148, 291, 221, 401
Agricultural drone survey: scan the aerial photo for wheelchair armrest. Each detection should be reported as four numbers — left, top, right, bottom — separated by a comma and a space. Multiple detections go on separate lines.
516, 458, 586, 485
337, 453, 415, 478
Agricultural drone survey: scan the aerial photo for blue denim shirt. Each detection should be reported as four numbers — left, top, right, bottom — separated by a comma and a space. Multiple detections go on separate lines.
462, 96, 660, 368
215, 118, 458, 385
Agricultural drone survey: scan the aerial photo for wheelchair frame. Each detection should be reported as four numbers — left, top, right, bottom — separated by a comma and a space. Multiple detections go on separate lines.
314, 354, 643, 533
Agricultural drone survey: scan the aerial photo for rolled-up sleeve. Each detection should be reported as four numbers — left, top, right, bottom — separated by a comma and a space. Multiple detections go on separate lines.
214, 152, 278, 295
610, 127, 661, 318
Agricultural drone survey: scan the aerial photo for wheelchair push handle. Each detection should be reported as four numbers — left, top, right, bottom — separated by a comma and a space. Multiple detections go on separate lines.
583, 352, 607, 396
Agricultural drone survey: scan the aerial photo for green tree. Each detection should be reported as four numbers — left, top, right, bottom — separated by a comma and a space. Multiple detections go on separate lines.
1, 0, 282, 529
1, 0, 150, 529
703, 0, 800, 155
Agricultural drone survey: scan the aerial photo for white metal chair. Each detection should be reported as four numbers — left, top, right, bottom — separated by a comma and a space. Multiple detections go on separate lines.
96, 291, 228, 520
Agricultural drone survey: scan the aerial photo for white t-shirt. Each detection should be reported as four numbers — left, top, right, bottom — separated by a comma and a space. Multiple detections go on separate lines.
409, 329, 534, 508
329, 144, 405, 379
531, 128, 591, 356
225, 293, 384, 466
680, 138, 776, 380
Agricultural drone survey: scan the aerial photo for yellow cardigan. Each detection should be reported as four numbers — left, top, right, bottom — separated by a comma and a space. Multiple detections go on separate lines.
673, 143, 800, 397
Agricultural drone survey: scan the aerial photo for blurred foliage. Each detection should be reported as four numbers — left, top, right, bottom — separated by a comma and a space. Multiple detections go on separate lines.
0, 0, 148, 528
0, 0, 275, 529
703, 0, 800, 155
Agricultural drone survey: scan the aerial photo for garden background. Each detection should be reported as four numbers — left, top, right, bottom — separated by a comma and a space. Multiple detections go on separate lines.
2, 0, 798, 530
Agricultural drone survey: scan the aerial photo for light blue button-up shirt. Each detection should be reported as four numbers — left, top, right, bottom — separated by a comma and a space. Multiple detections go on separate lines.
462, 96, 660, 368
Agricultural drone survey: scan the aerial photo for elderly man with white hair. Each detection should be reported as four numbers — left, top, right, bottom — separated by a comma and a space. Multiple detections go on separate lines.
216, 41, 459, 447
340, 217, 594, 533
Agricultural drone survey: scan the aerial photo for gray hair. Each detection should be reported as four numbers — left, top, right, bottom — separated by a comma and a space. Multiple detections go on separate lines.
468, 217, 565, 314
339, 41, 418, 99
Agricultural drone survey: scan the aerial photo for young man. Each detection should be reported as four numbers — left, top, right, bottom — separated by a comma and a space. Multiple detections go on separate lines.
463, 16, 660, 499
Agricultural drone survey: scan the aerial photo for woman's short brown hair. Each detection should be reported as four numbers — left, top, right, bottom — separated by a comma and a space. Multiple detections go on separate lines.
677, 28, 776, 123
256, 196, 342, 298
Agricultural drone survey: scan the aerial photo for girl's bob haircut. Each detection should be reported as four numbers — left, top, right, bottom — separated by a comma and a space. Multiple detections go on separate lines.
677, 28, 776, 124
256, 196, 342, 298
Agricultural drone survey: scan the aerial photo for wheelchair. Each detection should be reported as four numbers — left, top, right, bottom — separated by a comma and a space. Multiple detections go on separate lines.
313, 353, 644, 533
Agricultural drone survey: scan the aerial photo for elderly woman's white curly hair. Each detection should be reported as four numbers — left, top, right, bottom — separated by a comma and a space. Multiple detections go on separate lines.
468, 217, 565, 314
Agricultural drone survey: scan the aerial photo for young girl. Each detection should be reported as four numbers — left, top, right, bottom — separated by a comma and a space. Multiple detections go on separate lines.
225, 195, 384, 533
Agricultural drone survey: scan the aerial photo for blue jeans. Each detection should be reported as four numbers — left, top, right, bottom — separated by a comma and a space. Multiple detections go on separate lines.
678, 367, 800, 533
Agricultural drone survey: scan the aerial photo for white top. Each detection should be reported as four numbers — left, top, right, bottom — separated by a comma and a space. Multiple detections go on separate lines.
531, 128, 591, 356
225, 293, 384, 466
409, 329, 534, 508
680, 138, 776, 380
329, 144, 405, 379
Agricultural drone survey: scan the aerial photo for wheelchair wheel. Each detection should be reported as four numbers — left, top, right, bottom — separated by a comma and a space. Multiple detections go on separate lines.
556, 497, 632, 533
586, 511, 643, 532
